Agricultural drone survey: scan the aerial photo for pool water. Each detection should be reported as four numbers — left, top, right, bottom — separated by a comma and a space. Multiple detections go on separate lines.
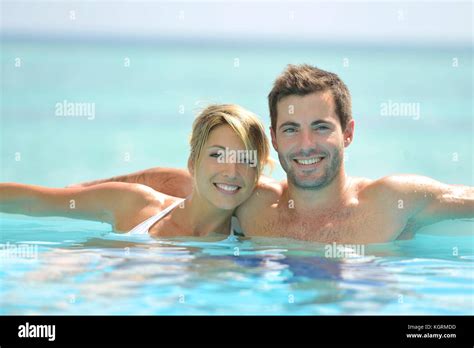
1, 215, 472, 315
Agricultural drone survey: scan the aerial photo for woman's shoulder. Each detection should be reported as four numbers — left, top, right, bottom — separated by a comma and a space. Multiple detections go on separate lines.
127, 183, 184, 208
93, 182, 182, 212
112, 184, 184, 232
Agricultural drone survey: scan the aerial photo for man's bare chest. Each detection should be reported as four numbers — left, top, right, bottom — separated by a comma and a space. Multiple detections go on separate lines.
242, 205, 408, 243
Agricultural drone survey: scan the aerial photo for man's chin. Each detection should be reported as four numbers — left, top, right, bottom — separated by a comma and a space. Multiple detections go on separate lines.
293, 182, 324, 190
289, 174, 326, 190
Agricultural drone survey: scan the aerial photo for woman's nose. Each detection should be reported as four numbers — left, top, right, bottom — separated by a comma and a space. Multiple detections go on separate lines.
221, 162, 238, 179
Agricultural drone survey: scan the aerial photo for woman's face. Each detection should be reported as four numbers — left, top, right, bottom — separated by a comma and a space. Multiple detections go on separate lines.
191, 124, 258, 210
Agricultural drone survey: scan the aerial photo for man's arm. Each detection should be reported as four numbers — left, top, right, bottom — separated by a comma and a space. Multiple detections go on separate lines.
377, 175, 474, 228
68, 167, 193, 198
69, 167, 279, 200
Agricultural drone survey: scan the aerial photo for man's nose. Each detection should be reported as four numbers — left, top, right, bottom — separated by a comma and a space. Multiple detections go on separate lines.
298, 128, 316, 150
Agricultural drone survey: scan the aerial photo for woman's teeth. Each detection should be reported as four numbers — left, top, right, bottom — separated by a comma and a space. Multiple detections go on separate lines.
294, 157, 324, 165
214, 183, 240, 192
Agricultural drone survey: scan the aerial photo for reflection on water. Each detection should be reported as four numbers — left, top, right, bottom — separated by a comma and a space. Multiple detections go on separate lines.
0, 217, 473, 315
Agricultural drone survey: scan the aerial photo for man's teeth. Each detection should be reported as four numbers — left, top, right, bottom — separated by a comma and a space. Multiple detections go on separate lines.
215, 183, 240, 192
295, 157, 324, 165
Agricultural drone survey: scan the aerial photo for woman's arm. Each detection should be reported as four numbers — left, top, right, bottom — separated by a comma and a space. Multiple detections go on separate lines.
0, 182, 156, 225
68, 167, 193, 198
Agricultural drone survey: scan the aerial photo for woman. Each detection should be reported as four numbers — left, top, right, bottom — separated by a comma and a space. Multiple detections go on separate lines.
0, 104, 271, 237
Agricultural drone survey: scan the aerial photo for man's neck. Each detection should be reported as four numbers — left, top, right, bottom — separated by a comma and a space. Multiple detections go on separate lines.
285, 170, 352, 213
171, 191, 233, 236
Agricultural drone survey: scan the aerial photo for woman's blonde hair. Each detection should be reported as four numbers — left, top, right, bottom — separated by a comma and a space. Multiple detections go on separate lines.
189, 104, 272, 181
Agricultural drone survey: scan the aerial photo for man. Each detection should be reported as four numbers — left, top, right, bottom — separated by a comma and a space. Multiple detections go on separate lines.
72, 64, 473, 244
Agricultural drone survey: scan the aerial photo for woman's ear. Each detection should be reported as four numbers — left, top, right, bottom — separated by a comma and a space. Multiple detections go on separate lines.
187, 157, 194, 176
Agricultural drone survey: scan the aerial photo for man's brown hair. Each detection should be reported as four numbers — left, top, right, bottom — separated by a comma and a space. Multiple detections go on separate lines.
268, 64, 352, 131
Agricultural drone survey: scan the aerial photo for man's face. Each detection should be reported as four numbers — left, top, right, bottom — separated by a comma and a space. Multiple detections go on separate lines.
271, 91, 354, 190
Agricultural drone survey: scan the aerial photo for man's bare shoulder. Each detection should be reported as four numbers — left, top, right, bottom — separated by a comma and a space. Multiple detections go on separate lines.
255, 177, 286, 202
357, 174, 446, 218
360, 174, 441, 197
236, 177, 285, 217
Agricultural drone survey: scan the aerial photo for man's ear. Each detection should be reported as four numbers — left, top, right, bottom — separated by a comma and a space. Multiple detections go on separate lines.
343, 119, 355, 148
270, 127, 278, 152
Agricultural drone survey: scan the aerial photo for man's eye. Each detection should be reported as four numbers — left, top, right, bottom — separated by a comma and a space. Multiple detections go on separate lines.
315, 125, 330, 131
283, 128, 296, 134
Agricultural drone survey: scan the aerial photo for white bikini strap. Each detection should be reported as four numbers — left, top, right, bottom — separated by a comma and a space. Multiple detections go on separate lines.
128, 199, 185, 234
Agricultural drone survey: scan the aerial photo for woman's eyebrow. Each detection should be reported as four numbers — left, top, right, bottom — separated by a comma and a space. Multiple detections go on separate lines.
207, 145, 226, 150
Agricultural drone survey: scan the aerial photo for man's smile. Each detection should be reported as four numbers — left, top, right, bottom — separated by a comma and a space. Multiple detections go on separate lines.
292, 155, 326, 170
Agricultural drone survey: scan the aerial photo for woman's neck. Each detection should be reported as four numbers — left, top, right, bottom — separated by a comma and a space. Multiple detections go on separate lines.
170, 191, 234, 236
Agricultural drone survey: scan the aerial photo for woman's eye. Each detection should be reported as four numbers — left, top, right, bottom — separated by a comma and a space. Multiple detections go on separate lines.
210, 153, 220, 158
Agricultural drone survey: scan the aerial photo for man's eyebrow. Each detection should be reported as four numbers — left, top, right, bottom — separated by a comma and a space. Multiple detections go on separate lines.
278, 121, 300, 130
311, 120, 333, 126
279, 120, 334, 130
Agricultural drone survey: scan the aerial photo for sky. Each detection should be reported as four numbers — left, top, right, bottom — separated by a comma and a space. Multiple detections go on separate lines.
1, 0, 472, 45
